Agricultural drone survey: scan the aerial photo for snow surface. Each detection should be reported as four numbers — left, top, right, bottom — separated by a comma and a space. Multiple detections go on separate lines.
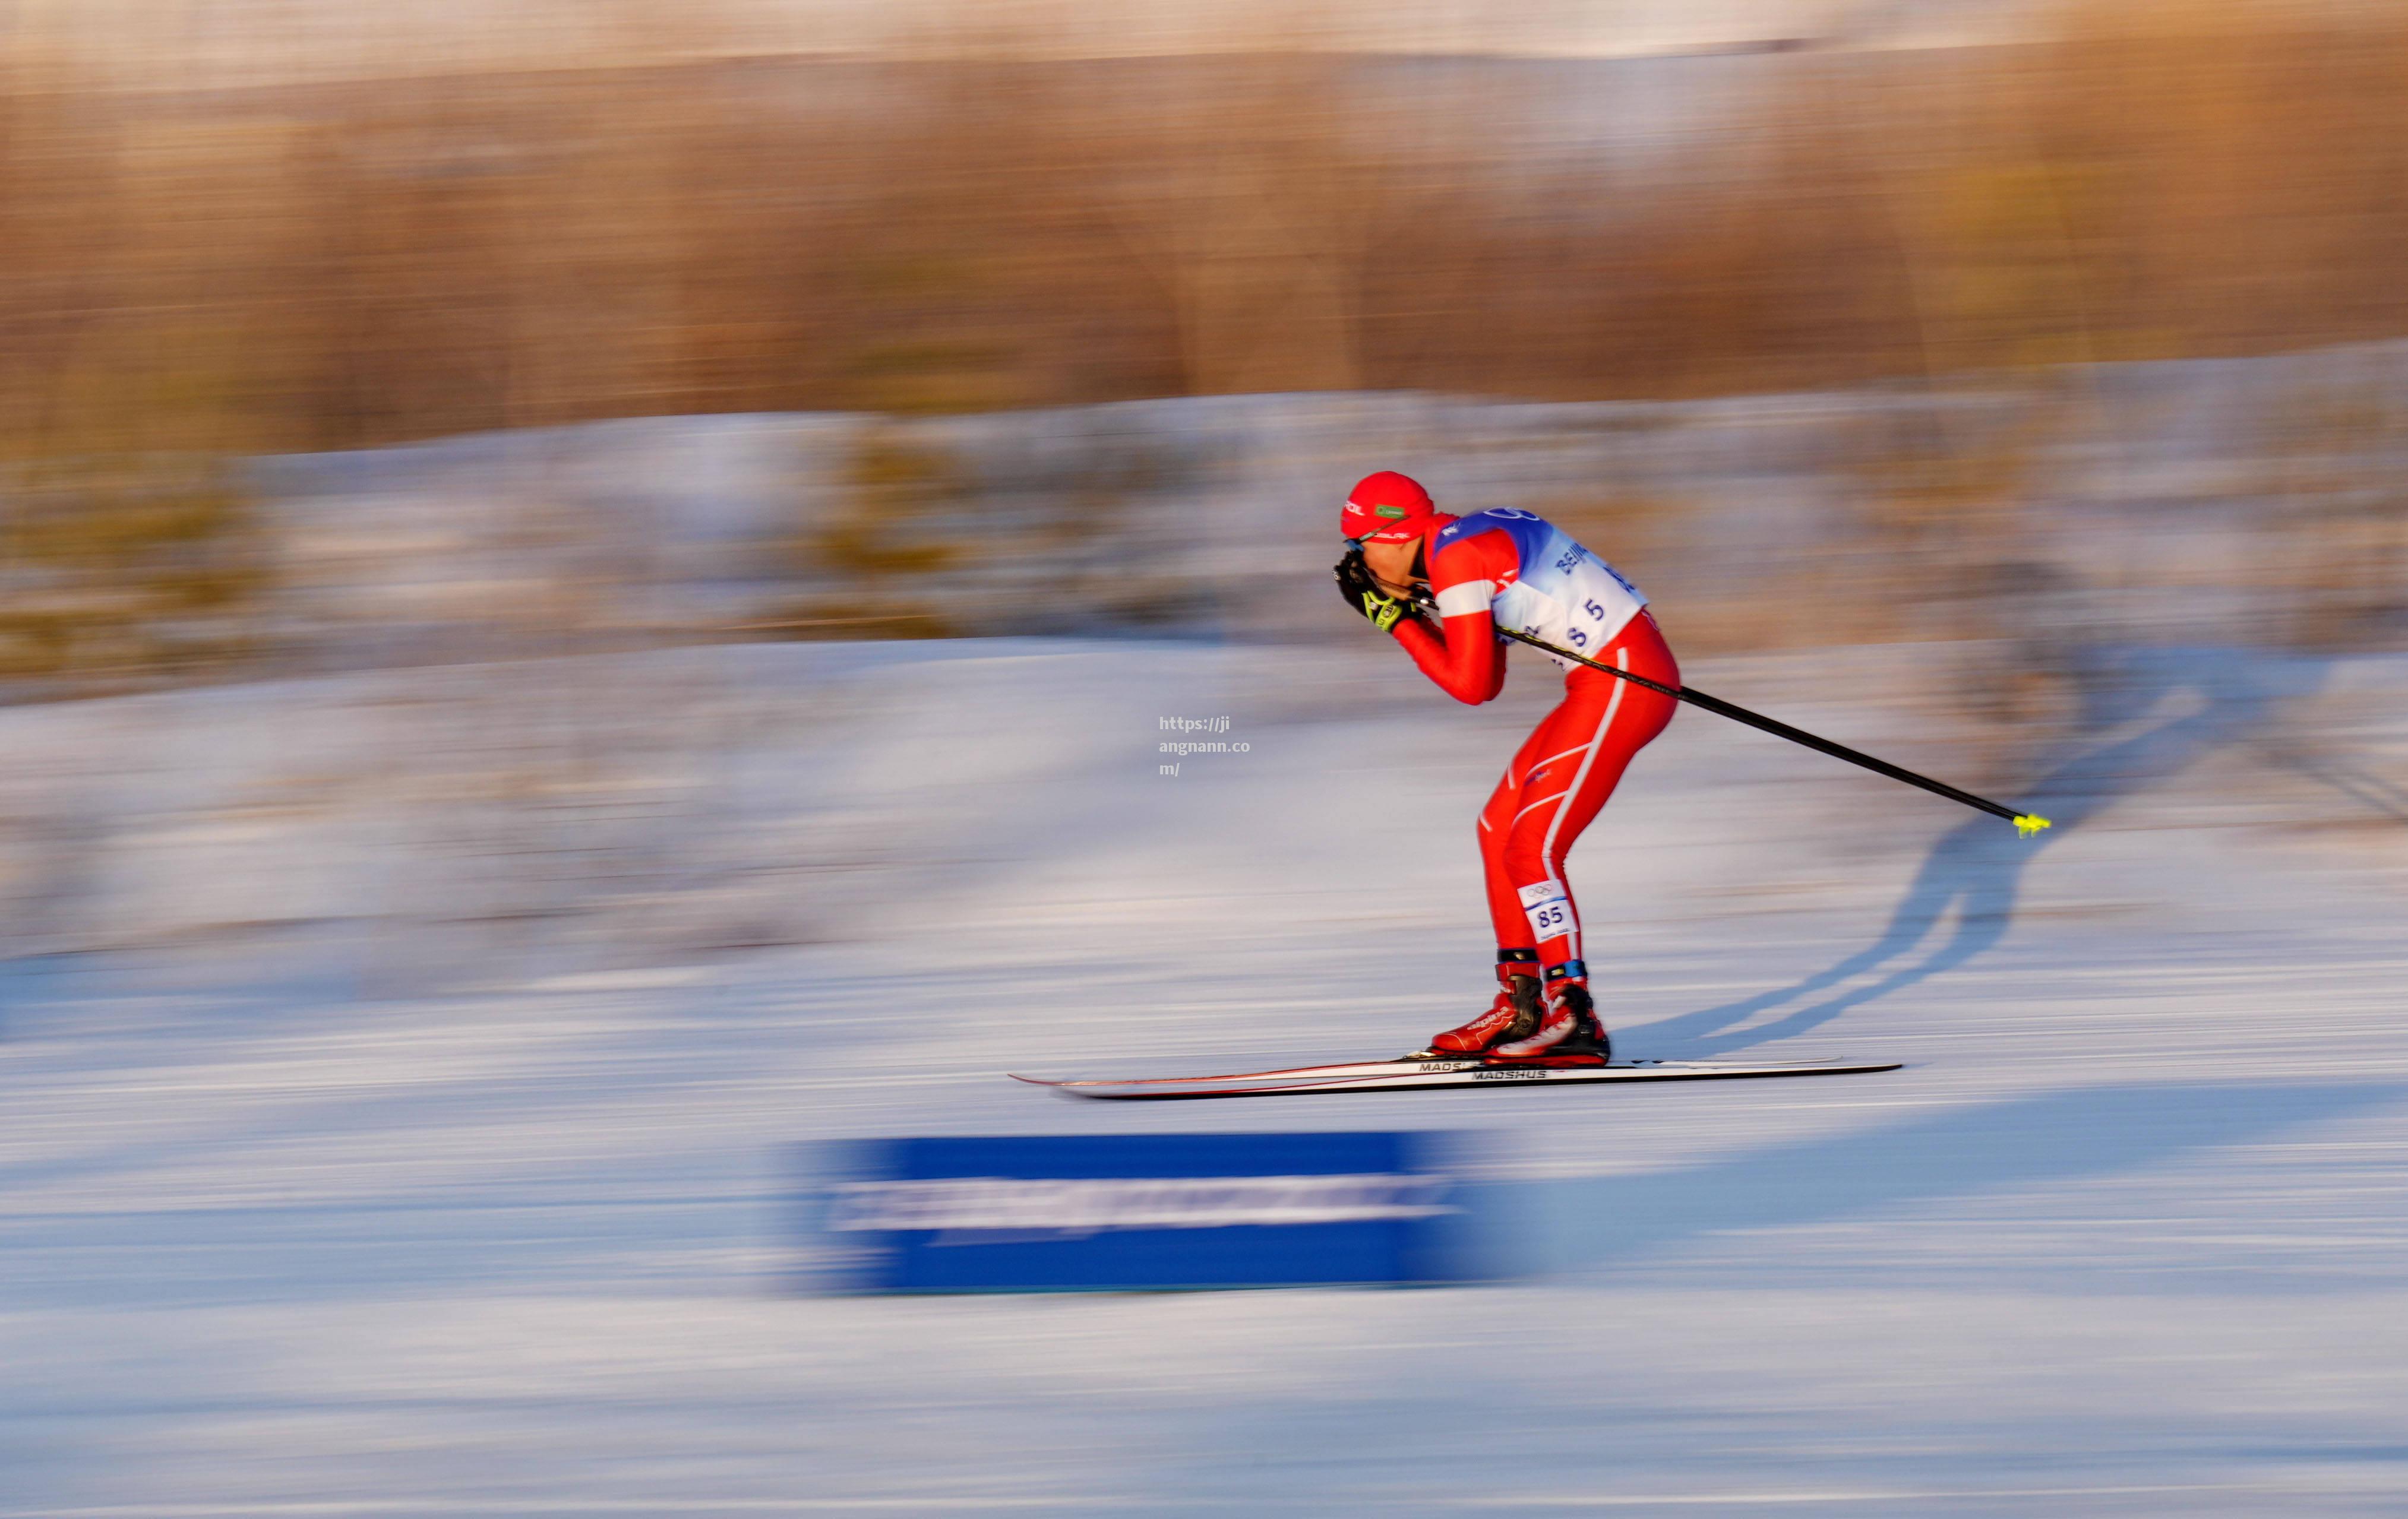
4, 634, 2407, 1515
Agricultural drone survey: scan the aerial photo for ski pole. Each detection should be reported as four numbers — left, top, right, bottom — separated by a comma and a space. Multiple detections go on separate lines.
1494, 625, 2052, 837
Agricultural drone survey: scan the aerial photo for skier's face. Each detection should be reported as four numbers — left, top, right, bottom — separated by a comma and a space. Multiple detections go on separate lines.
1360, 536, 1425, 599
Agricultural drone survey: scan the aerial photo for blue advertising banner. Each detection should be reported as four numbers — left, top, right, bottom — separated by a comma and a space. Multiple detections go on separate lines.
798, 1131, 1489, 1293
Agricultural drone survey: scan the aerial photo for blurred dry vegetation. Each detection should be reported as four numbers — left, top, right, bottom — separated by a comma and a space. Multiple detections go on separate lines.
776, 427, 968, 639
9, 10, 2408, 444
5, 5, 2408, 686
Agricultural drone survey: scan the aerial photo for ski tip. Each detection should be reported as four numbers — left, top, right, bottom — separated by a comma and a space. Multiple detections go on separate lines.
2014, 813, 2052, 837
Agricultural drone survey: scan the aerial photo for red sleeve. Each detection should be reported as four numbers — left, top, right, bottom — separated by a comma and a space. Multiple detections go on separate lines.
1392, 609, 1505, 705
1388, 529, 1512, 705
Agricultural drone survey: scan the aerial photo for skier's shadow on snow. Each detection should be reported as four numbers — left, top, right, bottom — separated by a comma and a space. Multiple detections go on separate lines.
1516, 1077, 2402, 1279
1624, 645, 2323, 1059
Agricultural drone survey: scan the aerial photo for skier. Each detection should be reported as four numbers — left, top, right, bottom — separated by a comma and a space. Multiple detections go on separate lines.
1335, 470, 1679, 1061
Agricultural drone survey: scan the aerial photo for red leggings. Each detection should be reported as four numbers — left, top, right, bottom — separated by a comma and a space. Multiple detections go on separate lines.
1478, 609, 1679, 971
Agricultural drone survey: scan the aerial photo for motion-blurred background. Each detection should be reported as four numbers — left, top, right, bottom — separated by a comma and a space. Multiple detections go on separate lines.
11, 0, 2408, 666
6, 3, 2408, 1513
7, 0, 2404, 960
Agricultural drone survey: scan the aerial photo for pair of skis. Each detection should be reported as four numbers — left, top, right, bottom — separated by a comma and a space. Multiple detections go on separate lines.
1012, 1052, 1900, 1101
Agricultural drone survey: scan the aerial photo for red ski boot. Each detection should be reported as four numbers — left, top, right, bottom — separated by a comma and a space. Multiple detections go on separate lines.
1418, 951, 1543, 1056
1491, 962, 1610, 1061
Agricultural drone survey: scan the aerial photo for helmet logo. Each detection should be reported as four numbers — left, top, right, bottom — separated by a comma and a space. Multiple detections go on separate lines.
1376, 505, 1408, 520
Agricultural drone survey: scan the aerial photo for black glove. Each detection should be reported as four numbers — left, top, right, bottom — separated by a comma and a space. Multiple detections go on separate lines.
1335, 549, 1414, 634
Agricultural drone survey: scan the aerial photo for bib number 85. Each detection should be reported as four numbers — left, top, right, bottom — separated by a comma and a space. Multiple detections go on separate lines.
1518, 879, 1573, 941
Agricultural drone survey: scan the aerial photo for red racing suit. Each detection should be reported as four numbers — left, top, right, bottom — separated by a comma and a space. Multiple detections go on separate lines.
1388, 509, 1679, 975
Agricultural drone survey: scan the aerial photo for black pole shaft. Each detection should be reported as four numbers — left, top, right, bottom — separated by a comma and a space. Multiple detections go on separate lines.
1494, 626, 2030, 826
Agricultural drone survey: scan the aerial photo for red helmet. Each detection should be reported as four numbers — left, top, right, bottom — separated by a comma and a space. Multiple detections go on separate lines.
1341, 470, 1441, 544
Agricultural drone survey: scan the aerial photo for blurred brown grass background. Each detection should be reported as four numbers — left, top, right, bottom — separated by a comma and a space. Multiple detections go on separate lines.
7, 7, 2408, 452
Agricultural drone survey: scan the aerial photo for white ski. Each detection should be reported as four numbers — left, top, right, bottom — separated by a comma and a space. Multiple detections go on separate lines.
1010, 1056, 1900, 1100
